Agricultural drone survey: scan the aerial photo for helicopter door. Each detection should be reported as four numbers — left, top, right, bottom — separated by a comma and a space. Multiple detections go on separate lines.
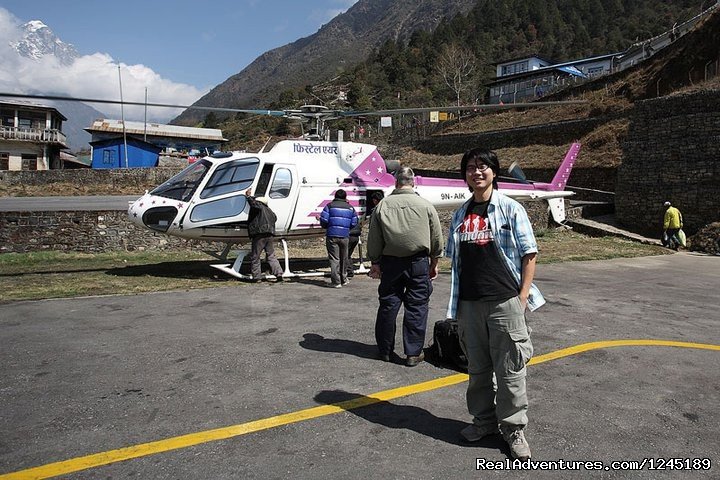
264, 165, 298, 235
182, 158, 259, 231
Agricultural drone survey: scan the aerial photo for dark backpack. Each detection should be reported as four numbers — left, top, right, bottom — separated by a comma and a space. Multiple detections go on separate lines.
429, 319, 468, 372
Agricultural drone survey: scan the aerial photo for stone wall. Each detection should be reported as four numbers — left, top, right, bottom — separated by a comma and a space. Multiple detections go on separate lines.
416, 116, 611, 153
0, 167, 182, 190
0, 210, 226, 254
0, 202, 554, 254
616, 90, 720, 236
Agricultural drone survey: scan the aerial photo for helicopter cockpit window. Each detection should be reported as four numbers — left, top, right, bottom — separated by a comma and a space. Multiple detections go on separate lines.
200, 158, 259, 199
150, 159, 210, 202
268, 168, 292, 199
189, 195, 247, 222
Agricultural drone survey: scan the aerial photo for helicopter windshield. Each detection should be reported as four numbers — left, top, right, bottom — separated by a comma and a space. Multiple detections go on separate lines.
199, 158, 259, 199
150, 159, 211, 202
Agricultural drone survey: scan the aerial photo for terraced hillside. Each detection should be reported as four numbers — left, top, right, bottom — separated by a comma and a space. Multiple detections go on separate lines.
393, 9, 720, 182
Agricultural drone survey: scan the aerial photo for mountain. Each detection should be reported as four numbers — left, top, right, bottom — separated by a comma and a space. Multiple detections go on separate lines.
10, 21, 105, 152
171, 0, 477, 126
10, 20, 79, 66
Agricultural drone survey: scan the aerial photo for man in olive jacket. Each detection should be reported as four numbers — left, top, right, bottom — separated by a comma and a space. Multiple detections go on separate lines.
245, 188, 284, 281
367, 167, 444, 366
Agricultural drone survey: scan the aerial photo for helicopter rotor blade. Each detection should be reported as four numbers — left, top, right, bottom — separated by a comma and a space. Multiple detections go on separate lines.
0, 92, 288, 116
1, 92, 586, 129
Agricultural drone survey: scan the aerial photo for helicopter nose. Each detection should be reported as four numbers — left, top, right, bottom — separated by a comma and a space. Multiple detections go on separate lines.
127, 194, 179, 233
127, 194, 148, 228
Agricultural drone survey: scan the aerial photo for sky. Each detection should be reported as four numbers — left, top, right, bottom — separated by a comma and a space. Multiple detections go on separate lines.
0, 0, 358, 121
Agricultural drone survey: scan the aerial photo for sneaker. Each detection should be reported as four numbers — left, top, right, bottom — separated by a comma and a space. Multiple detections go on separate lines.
378, 352, 391, 362
405, 351, 425, 367
332, 283, 342, 288
501, 426, 531, 460
460, 423, 500, 442
341, 280, 350, 286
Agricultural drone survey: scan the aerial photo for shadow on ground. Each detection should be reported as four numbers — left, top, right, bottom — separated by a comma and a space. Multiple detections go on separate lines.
300, 333, 379, 360
106, 260, 227, 280
314, 389, 509, 455
105, 258, 331, 280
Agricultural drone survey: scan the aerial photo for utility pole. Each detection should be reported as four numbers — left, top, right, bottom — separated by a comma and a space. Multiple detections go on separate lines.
144, 87, 148, 142
118, 64, 129, 168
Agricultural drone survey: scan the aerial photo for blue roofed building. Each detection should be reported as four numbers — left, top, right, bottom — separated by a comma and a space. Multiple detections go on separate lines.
90, 137, 162, 168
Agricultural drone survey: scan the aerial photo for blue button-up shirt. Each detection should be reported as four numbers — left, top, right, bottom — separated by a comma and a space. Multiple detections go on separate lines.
445, 190, 545, 318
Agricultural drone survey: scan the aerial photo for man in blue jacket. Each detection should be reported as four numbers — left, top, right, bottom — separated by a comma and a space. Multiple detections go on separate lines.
320, 189, 358, 288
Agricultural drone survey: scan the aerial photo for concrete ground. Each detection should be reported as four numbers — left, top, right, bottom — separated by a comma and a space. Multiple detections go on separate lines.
1, 252, 719, 479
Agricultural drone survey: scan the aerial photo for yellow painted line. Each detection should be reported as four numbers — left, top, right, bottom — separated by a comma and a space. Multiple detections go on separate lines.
528, 339, 720, 366
3, 339, 719, 479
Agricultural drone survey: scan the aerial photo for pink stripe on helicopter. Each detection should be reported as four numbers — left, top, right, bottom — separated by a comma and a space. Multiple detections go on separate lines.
413, 176, 466, 188
316, 198, 364, 209
498, 182, 544, 190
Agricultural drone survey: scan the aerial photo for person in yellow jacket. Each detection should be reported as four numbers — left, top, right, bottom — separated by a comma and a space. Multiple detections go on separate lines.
663, 201, 683, 250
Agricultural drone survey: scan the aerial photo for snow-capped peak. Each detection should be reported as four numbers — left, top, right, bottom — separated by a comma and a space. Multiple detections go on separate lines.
10, 20, 79, 66
26, 20, 48, 32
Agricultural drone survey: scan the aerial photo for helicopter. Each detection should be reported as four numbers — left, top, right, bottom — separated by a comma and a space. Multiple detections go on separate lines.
124, 116, 580, 279
0, 93, 583, 280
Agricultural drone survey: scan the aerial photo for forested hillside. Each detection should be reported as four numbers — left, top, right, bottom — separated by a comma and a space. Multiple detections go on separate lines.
341, 0, 702, 110
201, 0, 703, 148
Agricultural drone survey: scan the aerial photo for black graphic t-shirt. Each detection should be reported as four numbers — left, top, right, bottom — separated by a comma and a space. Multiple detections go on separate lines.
458, 200, 518, 301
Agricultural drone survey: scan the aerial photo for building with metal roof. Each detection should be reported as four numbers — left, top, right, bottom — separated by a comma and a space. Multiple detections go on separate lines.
487, 54, 618, 104
85, 119, 227, 165
486, 2, 720, 105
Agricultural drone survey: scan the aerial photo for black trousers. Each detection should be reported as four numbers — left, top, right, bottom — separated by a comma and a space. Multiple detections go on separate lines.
375, 254, 432, 356
346, 235, 360, 276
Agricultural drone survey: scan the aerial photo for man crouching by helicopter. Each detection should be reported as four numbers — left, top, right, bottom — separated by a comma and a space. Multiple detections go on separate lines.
245, 188, 285, 282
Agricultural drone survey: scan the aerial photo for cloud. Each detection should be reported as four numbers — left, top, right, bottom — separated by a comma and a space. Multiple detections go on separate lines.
0, 8, 208, 123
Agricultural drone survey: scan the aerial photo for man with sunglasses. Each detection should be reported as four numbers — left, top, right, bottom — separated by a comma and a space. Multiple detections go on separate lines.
445, 148, 545, 460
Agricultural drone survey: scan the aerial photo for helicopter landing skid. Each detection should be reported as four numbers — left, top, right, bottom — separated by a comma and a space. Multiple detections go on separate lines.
209, 240, 328, 281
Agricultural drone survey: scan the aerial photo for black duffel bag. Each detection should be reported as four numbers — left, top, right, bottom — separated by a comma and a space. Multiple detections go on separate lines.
429, 319, 468, 372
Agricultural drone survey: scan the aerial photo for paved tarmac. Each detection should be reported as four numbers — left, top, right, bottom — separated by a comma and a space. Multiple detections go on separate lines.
1, 252, 719, 479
